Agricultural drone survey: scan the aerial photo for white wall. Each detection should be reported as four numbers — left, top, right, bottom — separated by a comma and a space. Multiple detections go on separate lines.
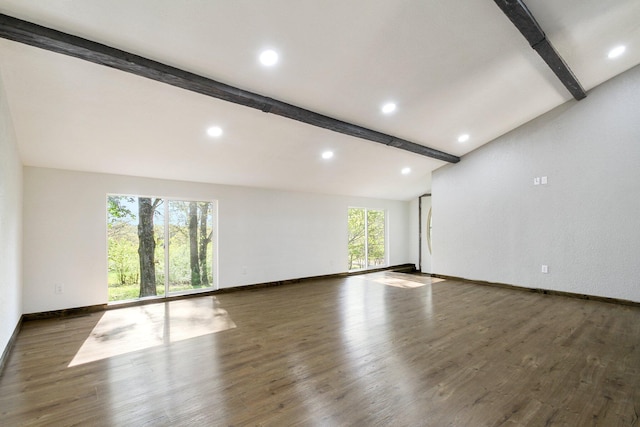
433, 64, 640, 302
23, 167, 412, 313
0, 73, 23, 355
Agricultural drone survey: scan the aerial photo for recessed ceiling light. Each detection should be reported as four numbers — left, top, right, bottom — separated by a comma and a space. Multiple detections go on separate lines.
259, 49, 279, 66
608, 45, 626, 59
458, 134, 470, 143
207, 126, 223, 138
381, 102, 397, 114
401, 167, 411, 175
322, 151, 334, 160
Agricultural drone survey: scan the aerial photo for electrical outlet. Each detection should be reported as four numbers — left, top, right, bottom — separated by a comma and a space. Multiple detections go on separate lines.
54, 283, 64, 294
541, 176, 548, 185
533, 177, 541, 185
541, 265, 548, 274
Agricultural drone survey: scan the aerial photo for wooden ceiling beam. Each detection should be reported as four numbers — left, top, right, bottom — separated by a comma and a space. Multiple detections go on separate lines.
493, 0, 587, 100
0, 14, 460, 163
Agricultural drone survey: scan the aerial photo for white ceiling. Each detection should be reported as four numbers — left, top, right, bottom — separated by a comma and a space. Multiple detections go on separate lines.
1, 0, 639, 200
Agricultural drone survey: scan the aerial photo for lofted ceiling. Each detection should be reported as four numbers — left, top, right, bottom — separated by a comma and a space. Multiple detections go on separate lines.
0, 0, 639, 201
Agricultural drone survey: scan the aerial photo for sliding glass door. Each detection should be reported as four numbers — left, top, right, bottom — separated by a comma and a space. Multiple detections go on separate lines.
107, 195, 216, 302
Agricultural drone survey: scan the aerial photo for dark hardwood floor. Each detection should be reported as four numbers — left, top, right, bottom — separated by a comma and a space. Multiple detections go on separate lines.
1, 272, 639, 426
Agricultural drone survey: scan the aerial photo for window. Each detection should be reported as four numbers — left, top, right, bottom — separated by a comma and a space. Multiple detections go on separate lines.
348, 207, 386, 271
107, 195, 217, 302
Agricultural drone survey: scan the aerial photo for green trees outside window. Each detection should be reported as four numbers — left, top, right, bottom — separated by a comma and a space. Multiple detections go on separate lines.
348, 207, 386, 271
107, 195, 215, 302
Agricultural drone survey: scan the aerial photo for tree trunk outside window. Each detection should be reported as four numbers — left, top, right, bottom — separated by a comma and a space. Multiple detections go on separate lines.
138, 197, 158, 297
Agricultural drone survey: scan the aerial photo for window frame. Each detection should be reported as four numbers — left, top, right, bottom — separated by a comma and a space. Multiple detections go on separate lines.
106, 193, 218, 304
347, 206, 388, 272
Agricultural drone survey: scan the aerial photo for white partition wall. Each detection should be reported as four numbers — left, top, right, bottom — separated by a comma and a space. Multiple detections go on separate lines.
432, 65, 640, 302
0, 73, 23, 357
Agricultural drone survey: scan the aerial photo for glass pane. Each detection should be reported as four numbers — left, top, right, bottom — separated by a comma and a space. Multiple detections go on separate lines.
348, 208, 366, 270
107, 195, 163, 301
167, 200, 214, 294
367, 209, 385, 267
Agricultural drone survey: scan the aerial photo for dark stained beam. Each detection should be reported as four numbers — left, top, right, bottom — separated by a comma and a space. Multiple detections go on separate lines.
493, 0, 587, 100
0, 14, 460, 164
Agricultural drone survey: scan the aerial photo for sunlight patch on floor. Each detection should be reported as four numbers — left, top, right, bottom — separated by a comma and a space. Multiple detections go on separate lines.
370, 272, 445, 289
68, 296, 235, 367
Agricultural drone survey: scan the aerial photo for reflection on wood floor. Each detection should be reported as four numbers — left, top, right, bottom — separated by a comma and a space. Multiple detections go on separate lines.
1, 271, 640, 426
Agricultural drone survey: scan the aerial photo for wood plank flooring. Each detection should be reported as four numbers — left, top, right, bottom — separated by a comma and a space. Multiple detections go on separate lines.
1, 272, 639, 426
